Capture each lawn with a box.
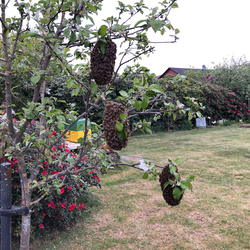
[30,125,250,250]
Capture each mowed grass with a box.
[30,125,250,250]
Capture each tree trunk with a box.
[20,214,31,250]
[18,157,31,250]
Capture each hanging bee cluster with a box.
[159,164,184,206]
[103,101,130,150]
[90,38,117,86]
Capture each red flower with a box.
[60,187,65,195]
[42,213,46,216]
[82,157,87,161]
[39,224,44,229]
[93,175,97,179]
[60,203,66,208]
[72,154,76,158]
[52,146,56,150]
[43,171,47,175]
[78,203,84,210]
[68,203,76,211]
[61,176,64,179]
[13,118,17,121]
[48,135,51,138]
[52,171,56,175]
[89,171,92,174]
[52,204,56,209]
[14,184,18,188]
[59,145,62,148]
[97,177,100,182]
[48,201,54,208]
[79,183,82,186]
[58,215,62,218]
[68,186,72,190]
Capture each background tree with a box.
[210,56,250,107]
[0,1,200,249]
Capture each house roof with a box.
[156,67,205,79]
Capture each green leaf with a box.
[180,180,193,191]
[70,32,76,43]
[57,121,64,130]
[142,95,149,111]
[186,175,195,182]
[135,100,142,111]
[142,74,148,87]
[175,28,180,35]
[100,42,106,54]
[57,188,61,195]
[66,157,74,164]
[174,157,181,164]
[152,7,158,15]
[19,31,42,39]
[134,19,147,28]
[149,84,163,93]
[142,172,148,179]
[26,113,34,120]
[63,28,70,37]
[42,97,50,104]
[172,187,183,200]
[115,121,124,132]
[133,77,141,85]
[173,112,176,120]
[174,172,179,181]
[31,75,41,84]
[169,179,175,185]
[169,164,176,174]
[172,2,178,8]
[117,128,127,141]
[120,113,127,123]
[119,90,128,97]
[163,181,169,190]
[150,19,162,33]
[90,83,97,94]
[98,25,107,37]
[146,90,156,97]
[87,3,96,12]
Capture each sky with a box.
[5,0,250,76]
[98,0,250,76]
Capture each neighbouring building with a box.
[156,66,206,79]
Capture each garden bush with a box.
[0,121,101,237]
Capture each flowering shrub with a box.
[201,80,250,122]
[0,121,102,236]
[3,153,101,236]
[158,74,250,125]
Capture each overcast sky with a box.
[5,0,250,76]
[99,0,250,76]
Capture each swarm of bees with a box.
[90,38,117,86]
[103,101,130,151]
[159,164,184,206]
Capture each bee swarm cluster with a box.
[90,38,117,86]
[159,164,183,206]
[103,101,130,151]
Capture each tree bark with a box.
[20,214,31,250]
[18,155,31,250]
